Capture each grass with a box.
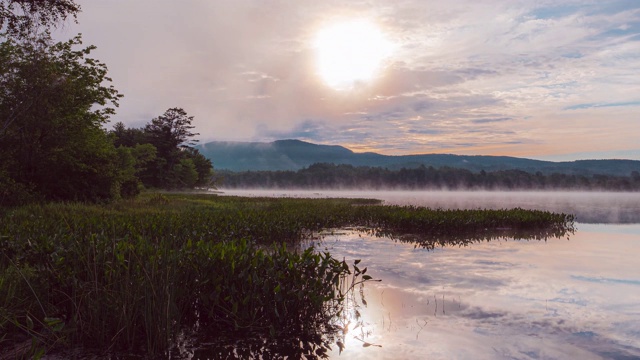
[0,193,575,358]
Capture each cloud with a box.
[257,119,330,142]
[459,307,508,320]
[62,0,640,159]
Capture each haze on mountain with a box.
[197,139,640,176]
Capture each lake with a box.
[220,190,640,360]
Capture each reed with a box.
[0,193,575,357]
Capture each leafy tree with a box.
[114,146,139,198]
[141,108,203,189]
[111,143,158,198]
[110,110,213,190]
[0,34,123,203]
[111,121,146,147]
[144,107,199,153]
[131,143,158,174]
[0,0,80,38]
[174,158,199,188]
[184,147,214,187]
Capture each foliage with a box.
[110,111,214,190]
[111,121,146,148]
[0,0,80,38]
[145,107,199,152]
[113,146,141,198]
[0,37,120,200]
[184,146,214,187]
[0,169,39,206]
[1,2,210,202]
[141,108,200,189]
[0,34,125,204]
[219,163,640,191]
[352,206,575,249]
[0,194,575,357]
[0,1,135,205]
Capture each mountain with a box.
[196,139,640,176]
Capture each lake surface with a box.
[220,190,640,359]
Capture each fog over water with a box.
[219,190,640,359]
[219,190,640,224]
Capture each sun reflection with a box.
[314,19,394,90]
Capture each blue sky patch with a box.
[572,275,640,286]
[564,101,640,110]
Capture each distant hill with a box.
[196,139,640,176]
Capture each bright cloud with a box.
[59,0,640,160]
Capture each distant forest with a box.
[219,163,640,191]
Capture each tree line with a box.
[110,110,213,196]
[0,0,213,206]
[219,163,640,191]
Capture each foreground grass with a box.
[0,193,575,358]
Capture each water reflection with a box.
[360,221,575,250]
[317,227,640,359]
[212,190,640,358]
[173,334,337,359]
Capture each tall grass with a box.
[0,193,574,357]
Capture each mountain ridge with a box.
[196,139,640,176]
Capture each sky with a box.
[56,0,640,161]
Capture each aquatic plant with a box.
[350,206,575,249]
[0,193,574,357]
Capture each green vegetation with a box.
[346,206,575,249]
[0,1,213,206]
[220,163,640,191]
[0,32,123,204]
[109,108,214,193]
[0,194,575,358]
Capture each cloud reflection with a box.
[318,225,640,359]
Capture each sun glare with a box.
[314,19,394,90]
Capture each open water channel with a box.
[220,190,640,360]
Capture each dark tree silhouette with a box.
[0,0,80,37]
[144,108,199,155]
[218,163,640,192]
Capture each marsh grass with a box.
[0,193,574,358]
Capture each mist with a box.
[218,189,640,224]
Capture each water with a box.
[220,190,640,359]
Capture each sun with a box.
[314,19,394,90]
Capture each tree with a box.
[0,34,123,203]
[113,143,158,198]
[1,0,80,38]
[174,158,199,188]
[114,146,139,198]
[109,118,214,190]
[111,121,146,147]
[144,107,199,153]
[184,147,214,187]
[142,108,202,189]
